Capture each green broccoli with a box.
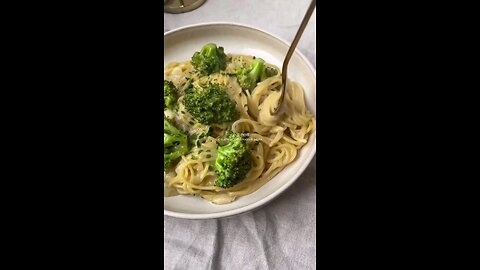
[184,84,239,125]
[264,66,278,79]
[164,117,189,172]
[164,80,178,110]
[191,43,228,75]
[214,132,252,188]
[236,58,278,91]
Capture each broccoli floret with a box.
[236,58,278,91]
[184,84,239,125]
[191,43,228,75]
[164,80,178,110]
[164,117,189,172]
[214,132,252,188]
[264,66,278,79]
[237,58,265,91]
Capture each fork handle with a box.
[275,0,316,113]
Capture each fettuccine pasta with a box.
[164,54,315,204]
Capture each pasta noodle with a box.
[164,54,315,205]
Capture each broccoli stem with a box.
[249,59,265,82]
[202,43,217,57]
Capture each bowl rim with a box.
[164,22,317,220]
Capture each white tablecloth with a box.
[164,1,316,269]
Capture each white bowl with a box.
[164,22,316,219]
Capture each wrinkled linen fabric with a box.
[164,156,316,270]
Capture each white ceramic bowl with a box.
[164,23,316,219]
